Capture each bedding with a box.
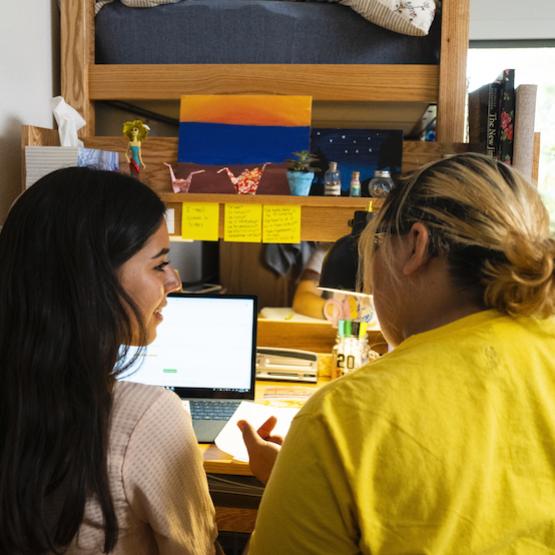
[95,0,441,65]
[95,0,437,36]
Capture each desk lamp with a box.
[318,211,374,295]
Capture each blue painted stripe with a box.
[178,122,310,164]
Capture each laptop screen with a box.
[119,293,257,400]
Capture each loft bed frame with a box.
[27,0,471,243]
[61,0,470,143]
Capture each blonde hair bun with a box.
[483,233,555,318]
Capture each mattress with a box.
[95,0,441,65]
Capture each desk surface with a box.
[199,379,326,475]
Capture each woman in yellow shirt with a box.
[240,153,555,553]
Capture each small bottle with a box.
[324,161,341,196]
[367,170,394,198]
[349,171,361,197]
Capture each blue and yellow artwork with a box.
[178,95,312,165]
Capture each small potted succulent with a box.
[286,150,319,196]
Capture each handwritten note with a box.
[224,203,262,242]
[262,205,301,244]
[181,202,219,241]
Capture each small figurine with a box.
[164,163,205,193]
[217,163,270,195]
[122,119,150,177]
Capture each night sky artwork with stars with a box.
[310,128,403,195]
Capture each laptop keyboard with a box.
[190,400,242,421]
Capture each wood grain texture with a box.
[214,508,258,533]
[89,64,439,102]
[436,0,470,143]
[83,136,472,194]
[257,320,338,353]
[165,196,371,242]
[61,0,95,135]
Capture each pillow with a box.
[339,0,437,36]
[95,0,182,14]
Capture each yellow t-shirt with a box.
[249,310,555,554]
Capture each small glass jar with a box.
[367,170,394,198]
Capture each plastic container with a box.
[367,170,394,198]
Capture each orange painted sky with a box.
[179,95,312,126]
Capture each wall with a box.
[470,0,555,41]
[0,0,59,224]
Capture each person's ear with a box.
[402,222,432,276]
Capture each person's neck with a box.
[403,299,484,340]
[400,259,485,341]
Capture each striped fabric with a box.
[339,0,436,36]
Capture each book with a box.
[468,81,501,158]
[496,69,516,164]
[513,84,538,180]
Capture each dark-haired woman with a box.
[240,153,555,553]
[0,168,217,554]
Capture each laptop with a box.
[119,292,257,442]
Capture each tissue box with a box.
[25,146,119,189]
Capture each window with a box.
[467,45,555,229]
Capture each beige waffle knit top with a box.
[66,381,217,554]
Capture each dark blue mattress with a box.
[95,0,440,65]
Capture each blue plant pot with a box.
[287,171,314,196]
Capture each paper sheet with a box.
[214,401,299,462]
[181,202,220,241]
[224,204,262,242]
[262,205,301,244]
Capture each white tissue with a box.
[51,96,85,147]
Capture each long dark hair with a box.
[0,167,166,554]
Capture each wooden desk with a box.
[198,379,325,532]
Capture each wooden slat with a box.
[215,507,258,534]
[83,136,472,193]
[89,64,439,102]
[201,445,252,476]
[60,0,95,135]
[436,0,469,143]
[163,195,371,242]
[257,320,338,353]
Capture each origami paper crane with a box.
[217,163,270,195]
[164,163,205,193]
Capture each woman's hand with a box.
[237,416,283,484]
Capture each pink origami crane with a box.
[164,163,205,193]
[217,163,270,195]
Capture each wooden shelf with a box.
[89,64,439,103]
[21,125,477,243]
[161,193,375,242]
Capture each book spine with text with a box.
[496,69,516,164]
[486,81,501,159]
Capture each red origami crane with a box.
[217,163,270,195]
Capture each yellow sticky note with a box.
[262,205,301,244]
[224,203,262,242]
[181,203,219,241]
